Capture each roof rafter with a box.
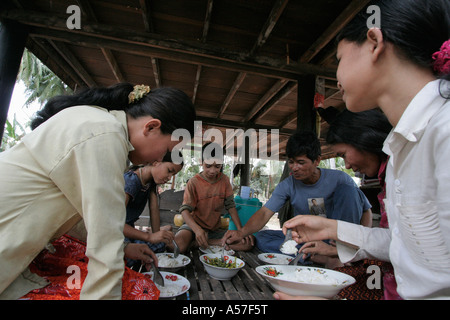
[299,0,371,63]
[77,0,125,83]
[219,0,290,119]
[193,0,214,104]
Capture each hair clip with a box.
[432,40,450,75]
[128,84,151,104]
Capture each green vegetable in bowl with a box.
[204,256,238,269]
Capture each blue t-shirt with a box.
[124,170,155,226]
[265,168,371,223]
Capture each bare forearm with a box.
[228,207,243,230]
[123,223,148,241]
[149,192,160,232]
[360,209,373,227]
[181,210,202,233]
[240,207,274,237]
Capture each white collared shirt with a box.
[337,80,450,299]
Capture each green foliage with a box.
[1,49,72,151]
[319,157,355,177]
[1,116,26,152]
[18,49,72,107]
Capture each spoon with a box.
[151,261,165,287]
[288,252,311,265]
[173,240,180,258]
[279,229,293,250]
[221,244,226,262]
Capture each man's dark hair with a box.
[286,130,321,161]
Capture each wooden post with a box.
[0,19,29,140]
[296,74,317,133]
[240,135,250,188]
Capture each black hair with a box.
[326,109,392,158]
[162,150,184,166]
[128,150,184,172]
[31,83,196,136]
[286,130,321,162]
[336,0,450,84]
[201,142,224,163]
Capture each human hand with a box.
[124,243,157,270]
[221,230,244,246]
[242,234,255,247]
[147,229,174,245]
[283,215,338,244]
[194,228,209,249]
[299,241,338,259]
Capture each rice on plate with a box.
[256,265,355,298]
[156,253,190,271]
[143,271,190,298]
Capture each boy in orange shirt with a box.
[175,142,254,253]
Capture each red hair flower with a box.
[432,39,450,75]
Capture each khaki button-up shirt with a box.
[0,106,134,299]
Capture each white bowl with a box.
[143,271,190,298]
[199,254,245,280]
[200,245,235,256]
[258,253,294,265]
[256,265,355,298]
[156,253,191,272]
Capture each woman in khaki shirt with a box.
[0,83,196,299]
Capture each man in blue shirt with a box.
[223,131,372,256]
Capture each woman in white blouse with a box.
[277,0,450,300]
[0,84,196,299]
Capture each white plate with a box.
[156,253,191,270]
[143,271,190,298]
[258,253,294,265]
[256,265,355,298]
[199,245,235,256]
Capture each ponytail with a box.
[31,83,196,136]
[31,83,133,129]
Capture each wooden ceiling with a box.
[1,0,370,160]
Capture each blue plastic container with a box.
[228,196,262,231]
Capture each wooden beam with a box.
[278,111,297,129]
[249,0,289,56]
[77,0,124,83]
[101,48,125,83]
[30,26,317,80]
[244,79,288,122]
[217,72,246,118]
[201,0,214,43]
[193,0,214,104]
[139,0,154,33]
[221,0,288,123]
[140,1,163,89]
[1,9,336,79]
[151,56,161,87]
[48,40,96,87]
[299,0,371,63]
[196,116,295,137]
[29,37,83,88]
[192,65,202,104]
[296,75,316,132]
[252,81,298,122]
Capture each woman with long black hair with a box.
[278,0,450,300]
[0,83,196,299]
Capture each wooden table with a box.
[167,247,275,300]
